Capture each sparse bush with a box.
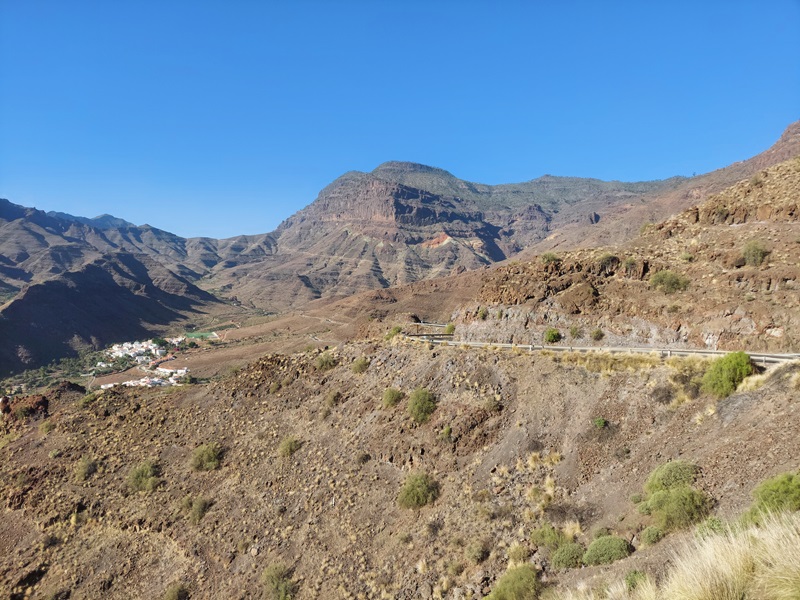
[625,570,647,591]
[382,387,403,408]
[590,328,604,341]
[385,326,402,340]
[696,516,726,539]
[541,252,561,264]
[13,405,34,420]
[189,497,211,525]
[551,542,584,569]
[325,389,342,407]
[127,460,160,493]
[191,442,223,471]
[645,460,699,494]
[268,382,281,394]
[598,253,619,271]
[439,424,453,442]
[278,436,301,457]
[543,328,562,344]
[530,522,567,553]
[408,387,436,424]
[466,540,488,565]
[641,526,664,546]
[485,564,540,600]
[351,357,370,374]
[507,542,529,564]
[583,536,631,565]
[163,583,190,600]
[75,457,97,482]
[397,472,439,509]
[569,325,583,340]
[701,351,753,398]
[592,417,608,429]
[743,240,769,266]
[444,323,455,334]
[261,563,297,600]
[650,269,690,294]
[680,252,695,262]
[39,420,55,435]
[315,352,336,371]
[477,306,489,320]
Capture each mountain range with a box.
[1,121,799,375]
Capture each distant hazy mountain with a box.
[46,211,138,230]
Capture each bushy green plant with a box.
[382,387,403,408]
[593,417,608,429]
[625,570,647,591]
[486,565,541,600]
[747,472,800,521]
[590,328,604,341]
[701,352,753,398]
[530,522,567,552]
[743,240,769,266]
[444,323,455,334]
[551,542,584,569]
[351,357,370,374]
[278,436,301,457]
[696,516,726,539]
[315,352,336,371]
[649,270,690,294]
[569,325,583,339]
[648,485,710,531]
[583,536,631,565]
[408,387,436,423]
[645,460,699,494]
[397,472,439,509]
[641,526,664,546]
[466,538,490,564]
[477,306,489,320]
[127,460,161,493]
[191,442,223,471]
[543,328,562,344]
[261,563,297,600]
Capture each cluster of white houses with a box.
[97,338,190,389]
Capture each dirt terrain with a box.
[2,339,798,598]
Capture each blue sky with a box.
[1,1,798,238]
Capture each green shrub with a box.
[163,583,190,600]
[598,253,619,271]
[530,522,567,552]
[444,323,455,334]
[592,417,608,429]
[325,389,342,407]
[590,328,604,341]
[397,472,440,509]
[645,460,699,494]
[408,387,436,424]
[743,240,769,266]
[191,442,223,471]
[278,436,301,457]
[543,328,562,344]
[640,526,664,546]
[75,457,98,482]
[127,460,161,493]
[701,352,753,398]
[39,420,55,435]
[625,570,647,591]
[261,563,297,600]
[649,270,690,294]
[551,542,584,569]
[583,536,631,565]
[541,252,561,264]
[315,352,336,371]
[748,472,800,521]
[189,497,211,525]
[385,326,402,340]
[695,516,726,538]
[477,307,489,320]
[466,538,490,564]
[351,357,370,374]
[486,565,541,600]
[648,485,710,531]
[382,388,403,408]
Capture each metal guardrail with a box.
[400,330,800,365]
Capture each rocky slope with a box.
[2,339,798,598]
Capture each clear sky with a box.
[1,1,798,238]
